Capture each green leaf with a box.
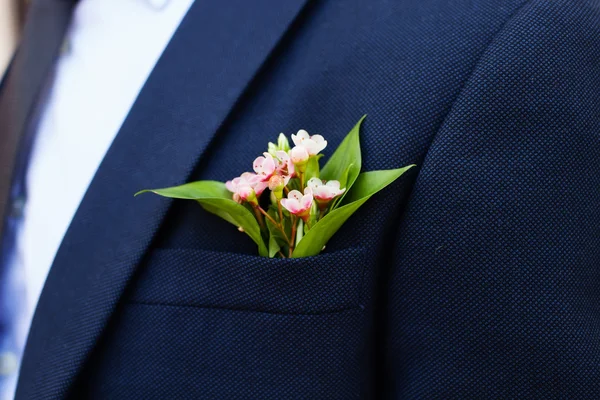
[268,235,281,258]
[342,165,415,204]
[200,202,240,227]
[337,163,354,190]
[329,163,354,211]
[291,164,415,258]
[266,207,290,258]
[305,154,323,181]
[136,181,268,257]
[305,203,319,231]
[320,115,365,194]
[135,180,229,199]
[286,177,302,192]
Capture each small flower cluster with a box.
[139,115,415,258]
[225,130,345,257]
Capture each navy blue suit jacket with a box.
[13,0,600,398]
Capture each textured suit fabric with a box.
[389,1,600,397]
[12,0,600,399]
[15,1,311,398]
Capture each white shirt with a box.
[5,0,194,398]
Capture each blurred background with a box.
[0,0,23,75]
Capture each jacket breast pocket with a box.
[80,248,370,399]
[128,247,368,314]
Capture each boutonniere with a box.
[137,116,414,258]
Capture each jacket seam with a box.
[127,299,364,317]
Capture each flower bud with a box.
[277,133,291,152]
[268,133,291,156]
[238,185,258,206]
[268,174,285,200]
[267,142,278,156]
[268,174,284,191]
[290,145,309,173]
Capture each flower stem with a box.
[258,206,278,226]
[257,206,291,245]
[289,216,297,257]
[252,206,265,229]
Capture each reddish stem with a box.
[289,216,298,257]
[257,206,291,245]
[252,206,265,229]
[258,206,277,225]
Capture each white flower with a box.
[280,187,313,219]
[291,129,327,156]
[307,178,346,204]
[290,145,309,165]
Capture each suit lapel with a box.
[15,1,310,398]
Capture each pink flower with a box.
[253,153,277,179]
[307,178,346,203]
[225,172,263,203]
[225,172,253,193]
[253,180,269,197]
[251,152,279,195]
[280,187,313,220]
[291,129,327,156]
[275,150,296,184]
